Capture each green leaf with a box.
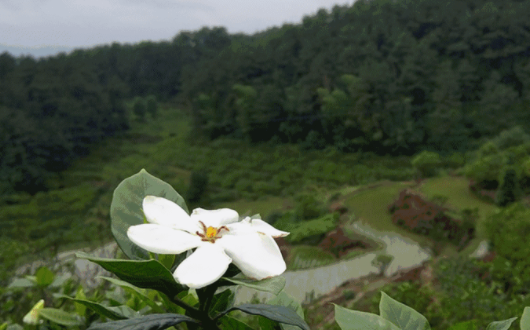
[35,266,55,287]
[333,304,400,330]
[98,276,166,313]
[448,320,478,330]
[86,313,198,330]
[218,315,254,329]
[379,291,431,330]
[0,323,7,330]
[39,308,83,326]
[219,304,309,330]
[75,286,87,316]
[76,252,185,296]
[485,317,518,330]
[50,274,71,288]
[7,278,35,289]
[158,254,176,270]
[221,275,286,295]
[57,294,131,320]
[110,169,189,260]
[267,291,305,330]
[521,307,530,330]
[259,316,280,330]
[208,288,235,317]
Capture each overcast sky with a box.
[1,0,355,58]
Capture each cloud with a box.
[0,0,355,52]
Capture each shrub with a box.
[464,153,505,188]
[490,126,530,150]
[495,165,522,207]
[482,202,530,297]
[411,151,441,178]
[294,193,326,221]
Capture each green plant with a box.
[411,151,441,178]
[496,165,522,207]
[132,97,146,121]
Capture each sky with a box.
[0,0,355,58]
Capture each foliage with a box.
[490,126,530,150]
[495,165,522,207]
[284,213,338,245]
[482,203,530,299]
[411,151,441,178]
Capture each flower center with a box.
[196,221,229,243]
[206,226,217,239]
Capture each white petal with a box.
[143,196,200,233]
[174,243,232,289]
[217,232,286,280]
[127,224,202,254]
[191,208,239,228]
[249,219,290,238]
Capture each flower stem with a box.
[169,294,222,330]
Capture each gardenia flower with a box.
[23,299,44,325]
[127,196,289,289]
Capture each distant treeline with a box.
[0,53,129,194]
[2,0,530,194]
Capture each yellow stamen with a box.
[206,226,218,239]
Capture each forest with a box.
[2,0,530,329]
[1,0,530,196]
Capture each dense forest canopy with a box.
[1,0,530,195]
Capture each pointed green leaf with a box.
[39,308,83,326]
[35,266,55,287]
[267,291,305,330]
[221,275,286,295]
[208,288,235,317]
[76,252,184,296]
[158,254,176,270]
[7,278,35,289]
[220,304,309,330]
[521,307,530,330]
[379,291,431,330]
[57,295,131,320]
[333,304,400,330]
[75,287,87,316]
[448,320,478,330]
[486,317,518,330]
[86,313,198,330]
[110,169,188,260]
[98,276,165,313]
[0,323,7,330]
[218,315,254,329]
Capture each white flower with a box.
[127,196,289,289]
[23,299,44,325]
